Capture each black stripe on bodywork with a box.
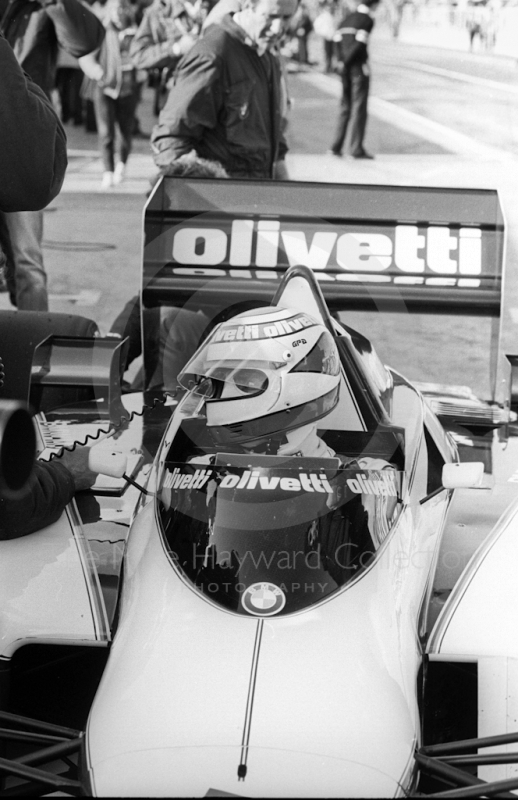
[238,619,264,780]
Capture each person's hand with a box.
[171,32,196,57]
[91,63,104,82]
[57,446,98,491]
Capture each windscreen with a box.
[157,453,403,616]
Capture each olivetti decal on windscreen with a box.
[158,461,404,615]
[162,466,400,497]
[163,216,497,289]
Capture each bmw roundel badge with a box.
[241,582,286,616]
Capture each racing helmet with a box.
[178,306,341,445]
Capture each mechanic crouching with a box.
[0,39,98,539]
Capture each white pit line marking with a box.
[299,71,511,160]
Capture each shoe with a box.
[113,162,126,185]
[351,151,375,160]
[327,149,342,157]
[101,171,114,189]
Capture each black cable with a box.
[40,393,173,463]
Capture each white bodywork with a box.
[85,379,452,796]
[0,502,109,660]
[428,483,518,784]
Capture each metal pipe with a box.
[0,711,80,739]
[415,753,517,799]
[439,753,518,766]
[0,756,81,790]
[416,752,487,787]
[15,737,82,766]
[0,729,66,745]
[421,732,518,756]
[428,776,518,798]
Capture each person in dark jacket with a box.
[0,0,104,310]
[0,447,97,539]
[0,33,67,213]
[328,0,379,159]
[0,30,68,300]
[129,0,198,72]
[0,44,98,538]
[151,0,297,180]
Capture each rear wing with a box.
[142,177,506,400]
[144,177,504,314]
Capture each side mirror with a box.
[442,461,484,489]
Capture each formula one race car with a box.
[1,177,518,797]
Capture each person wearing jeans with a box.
[93,83,138,185]
[79,0,139,188]
[4,211,47,311]
[0,0,104,310]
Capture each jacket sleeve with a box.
[0,460,75,540]
[130,9,179,70]
[42,0,105,58]
[151,48,223,167]
[0,34,67,212]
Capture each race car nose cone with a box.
[89,746,404,797]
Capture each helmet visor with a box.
[178,334,291,396]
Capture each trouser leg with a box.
[0,212,16,306]
[93,89,116,172]
[70,69,84,124]
[347,68,370,156]
[132,81,143,133]
[323,39,334,72]
[4,209,47,311]
[329,71,351,155]
[55,67,70,122]
[115,92,138,165]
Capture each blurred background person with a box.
[130,0,202,117]
[201,0,293,139]
[79,0,141,188]
[0,0,104,311]
[288,0,313,67]
[55,46,85,125]
[328,0,379,159]
[151,0,297,180]
[312,0,337,73]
